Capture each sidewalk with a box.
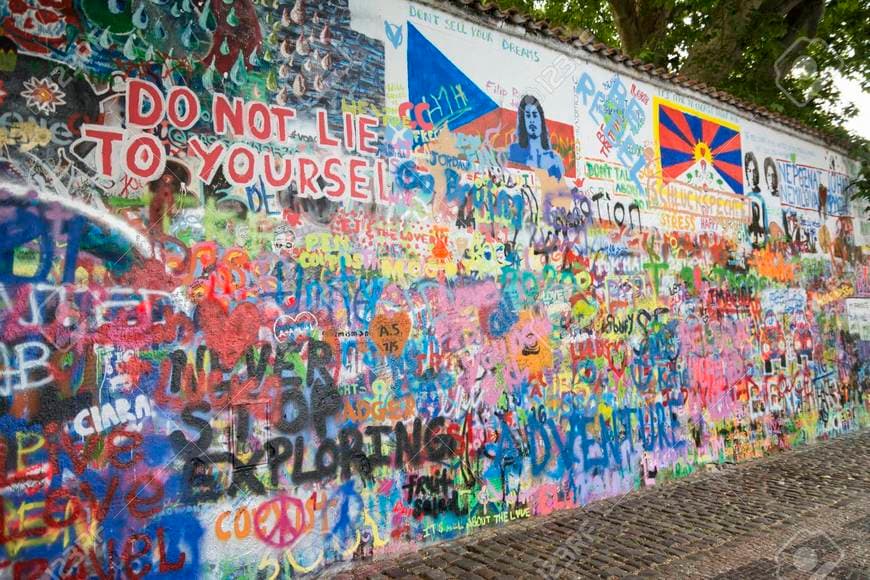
[336,430,870,579]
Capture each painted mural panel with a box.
[0,0,867,577]
[573,65,652,236]
[742,125,857,261]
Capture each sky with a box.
[831,71,870,141]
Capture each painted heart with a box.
[369,312,411,357]
[198,299,261,367]
[273,311,318,343]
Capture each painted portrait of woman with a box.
[744,152,760,194]
[763,156,779,197]
[508,95,564,179]
[148,159,191,236]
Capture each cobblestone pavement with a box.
[330,430,870,579]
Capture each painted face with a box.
[272,230,296,253]
[745,160,758,185]
[524,105,541,139]
[155,173,180,199]
[495,244,507,264]
[766,164,776,189]
[235,224,249,245]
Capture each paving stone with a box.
[360,431,870,579]
[472,569,503,580]
[417,569,453,580]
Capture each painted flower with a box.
[0,80,6,108]
[21,76,67,114]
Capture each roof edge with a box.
[436,0,855,153]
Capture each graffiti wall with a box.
[0,0,867,576]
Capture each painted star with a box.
[21,76,67,115]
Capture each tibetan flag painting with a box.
[654,97,743,195]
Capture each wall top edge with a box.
[418,0,856,157]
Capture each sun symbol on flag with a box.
[693,142,713,164]
[21,77,67,115]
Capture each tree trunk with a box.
[605,0,826,90]
[677,0,766,87]
[608,0,674,60]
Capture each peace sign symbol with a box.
[254,495,307,548]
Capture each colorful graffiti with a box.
[0,0,868,577]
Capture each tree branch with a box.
[608,0,677,59]
[609,0,644,55]
[678,0,767,87]
[761,0,826,87]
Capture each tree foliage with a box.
[490,0,870,208]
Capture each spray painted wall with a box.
[0,0,868,576]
